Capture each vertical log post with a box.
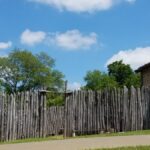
[64,80,68,138]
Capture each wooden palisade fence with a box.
[0,86,150,141]
[0,91,64,142]
[64,86,150,137]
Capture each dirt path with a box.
[0,135,150,150]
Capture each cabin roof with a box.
[136,62,150,72]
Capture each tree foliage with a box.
[84,70,118,90]
[46,92,64,107]
[0,50,64,93]
[83,61,141,90]
[108,60,141,88]
[125,73,141,88]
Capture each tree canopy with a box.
[108,60,141,88]
[83,61,141,91]
[0,50,64,93]
[84,70,118,90]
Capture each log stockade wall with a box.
[0,86,150,141]
[0,91,64,142]
[46,106,64,136]
[64,86,150,137]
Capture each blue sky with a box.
[0,0,150,89]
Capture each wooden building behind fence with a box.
[136,62,150,86]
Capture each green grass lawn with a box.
[0,135,63,145]
[90,146,150,150]
[78,130,150,139]
[0,130,150,145]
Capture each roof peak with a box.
[136,62,150,72]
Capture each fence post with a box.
[64,80,68,138]
[39,88,47,138]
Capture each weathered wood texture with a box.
[0,91,64,142]
[64,87,150,137]
[46,106,64,136]
[1,86,150,141]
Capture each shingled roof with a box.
[136,62,150,72]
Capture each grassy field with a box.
[0,135,63,145]
[90,146,150,150]
[78,130,150,138]
[0,130,150,145]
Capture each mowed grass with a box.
[0,135,63,145]
[90,146,150,150]
[77,130,150,139]
[0,130,150,145]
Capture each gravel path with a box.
[0,135,150,150]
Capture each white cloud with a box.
[106,47,150,70]
[20,29,97,50]
[21,29,46,46]
[68,82,81,91]
[51,30,97,50]
[30,0,136,13]
[0,41,12,50]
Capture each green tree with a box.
[0,49,64,93]
[46,92,64,107]
[125,73,141,88]
[84,70,118,91]
[108,60,141,87]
